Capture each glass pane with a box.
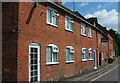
[65,17,69,29]
[82,53,84,59]
[53,15,58,26]
[46,46,52,63]
[70,53,74,61]
[31,77,34,82]
[31,48,37,53]
[53,52,58,62]
[81,27,83,34]
[47,8,52,23]
[66,48,70,61]
[33,54,37,58]
[70,23,73,31]
[31,65,37,70]
[34,77,37,81]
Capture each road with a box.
[92,65,120,82]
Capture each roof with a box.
[44,1,108,37]
[87,18,108,36]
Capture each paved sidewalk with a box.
[61,58,119,82]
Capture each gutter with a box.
[47,0,108,38]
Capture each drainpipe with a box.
[95,22,98,69]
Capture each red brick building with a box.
[2,1,113,82]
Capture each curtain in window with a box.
[70,53,74,61]
[66,48,70,61]
[53,52,58,62]
[53,15,58,26]
[89,50,93,59]
[69,23,73,31]
[46,46,52,63]
[83,25,86,34]
[65,17,69,29]
[81,26,83,34]
[47,8,52,23]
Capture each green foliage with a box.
[109,29,120,57]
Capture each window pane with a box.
[46,46,52,63]
[70,23,73,31]
[66,48,70,61]
[53,52,58,62]
[47,8,52,23]
[85,50,87,59]
[82,53,84,59]
[70,53,74,61]
[65,17,69,29]
[52,15,58,26]
[83,26,86,34]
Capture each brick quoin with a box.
[2,1,113,82]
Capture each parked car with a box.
[108,58,114,63]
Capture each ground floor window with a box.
[89,48,93,60]
[46,44,59,64]
[82,48,87,61]
[66,46,74,62]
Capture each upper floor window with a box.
[99,36,101,44]
[46,44,59,65]
[88,27,92,38]
[81,23,86,36]
[82,48,87,61]
[65,16,74,32]
[47,7,59,27]
[66,46,74,63]
[89,48,93,60]
[102,52,104,60]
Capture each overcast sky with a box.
[62,2,119,33]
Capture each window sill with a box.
[46,62,59,65]
[88,36,92,38]
[82,59,87,62]
[46,22,58,28]
[66,61,75,63]
[65,28,73,33]
[81,34,86,37]
[89,59,93,61]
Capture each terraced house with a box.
[2,1,113,82]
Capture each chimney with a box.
[54,0,62,5]
[57,0,62,5]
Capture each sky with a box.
[62,1,119,33]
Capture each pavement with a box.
[61,58,119,82]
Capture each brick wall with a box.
[2,2,108,82]
[17,2,98,81]
[2,2,19,81]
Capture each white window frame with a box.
[46,7,59,27]
[88,27,92,38]
[82,48,87,61]
[89,48,93,60]
[66,46,75,63]
[102,52,104,60]
[46,44,59,65]
[81,23,86,36]
[65,16,74,32]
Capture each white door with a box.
[29,43,40,82]
[94,50,97,69]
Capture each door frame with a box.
[99,52,101,66]
[29,43,40,82]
